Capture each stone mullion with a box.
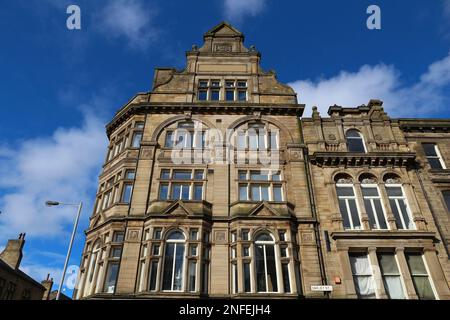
[395,248,418,299]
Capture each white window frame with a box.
[162,233,186,292]
[423,143,446,169]
[385,184,415,230]
[336,183,363,230]
[361,184,389,230]
[254,234,280,293]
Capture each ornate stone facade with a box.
[74,22,450,300]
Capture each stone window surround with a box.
[157,168,207,201]
[136,225,211,295]
[105,118,145,163]
[196,78,248,102]
[229,226,297,296]
[338,246,440,300]
[329,172,427,231]
[76,229,125,299]
[94,167,137,214]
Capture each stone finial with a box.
[312,106,320,118]
[249,45,256,52]
[368,99,383,107]
[41,274,54,300]
[191,44,198,51]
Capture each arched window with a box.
[162,230,186,291]
[346,129,366,153]
[359,174,388,230]
[335,174,361,230]
[254,232,278,293]
[164,121,207,149]
[84,240,101,296]
[235,122,279,151]
[383,174,415,230]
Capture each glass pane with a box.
[383,276,405,299]
[173,170,191,180]
[238,90,246,101]
[242,229,249,240]
[211,90,220,101]
[121,184,133,203]
[159,184,169,200]
[167,231,185,240]
[406,254,427,274]
[173,244,184,290]
[364,199,377,229]
[251,185,261,201]
[160,169,170,179]
[194,170,204,180]
[225,81,234,88]
[272,172,281,181]
[248,132,258,150]
[135,122,144,129]
[361,187,378,197]
[280,246,287,257]
[198,90,207,100]
[188,261,196,292]
[255,233,272,241]
[244,263,251,292]
[236,132,246,149]
[422,143,438,156]
[132,133,142,148]
[266,245,278,292]
[336,186,355,197]
[389,199,403,229]
[443,191,450,212]
[181,184,190,200]
[152,245,160,255]
[347,138,365,153]
[282,264,290,293]
[428,158,443,169]
[194,184,203,200]
[374,199,388,229]
[348,199,361,229]
[255,244,266,292]
[199,81,208,88]
[386,187,403,197]
[165,132,173,148]
[270,132,278,150]
[103,262,119,293]
[378,254,399,275]
[148,261,158,291]
[238,171,247,180]
[250,171,269,180]
[398,200,412,229]
[261,185,270,201]
[110,247,122,258]
[211,81,220,87]
[113,232,124,243]
[162,243,174,290]
[273,185,283,201]
[243,245,250,256]
[190,229,198,240]
[226,90,234,101]
[346,130,361,138]
[339,199,351,229]
[237,81,247,88]
[411,276,435,300]
[125,170,135,180]
[190,245,197,256]
[171,184,181,200]
[239,185,248,201]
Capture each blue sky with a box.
[1,0,450,297]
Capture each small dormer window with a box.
[197,79,247,101]
[346,129,366,153]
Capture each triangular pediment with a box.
[161,200,194,216]
[204,21,243,38]
[248,202,280,217]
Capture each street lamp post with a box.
[45,200,83,300]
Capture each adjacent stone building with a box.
[74,22,450,300]
[0,234,47,300]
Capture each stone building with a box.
[0,234,48,300]
[74,22,450,300]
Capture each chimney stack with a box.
[0,233,26,270]
[41,273,54,300]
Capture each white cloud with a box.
[0,111,107,241]
[289,51,450,117]
[223,0,266,23]
[97,0,159,49]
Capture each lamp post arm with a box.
[56,202,82,300]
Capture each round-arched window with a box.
[346,129,366,153]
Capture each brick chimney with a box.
[0,233,26,270]
[41,273,54,300]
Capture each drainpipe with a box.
[297,117,329,298]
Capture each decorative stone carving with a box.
[328,134,336,141]
[214,43,232,53]
[336,177,353,184]
[374,134,383,141]
[214,230,227,244]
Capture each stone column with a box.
[395,247,418,299]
